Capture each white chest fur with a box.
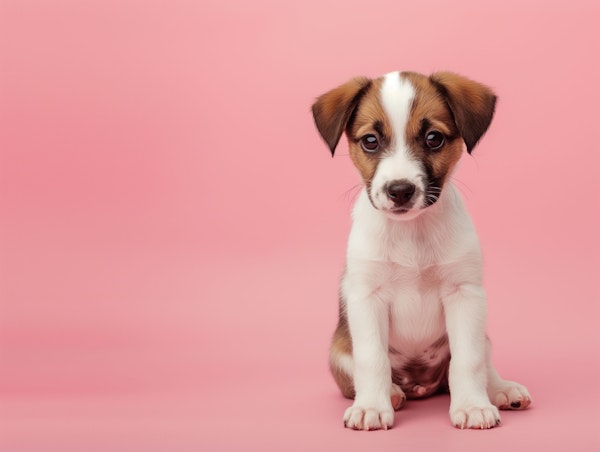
[342,185,483,351]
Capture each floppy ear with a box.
[311,77,371,155]
[430,72,497,154]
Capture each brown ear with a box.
[430,72,497,154]
[312,77,371,155]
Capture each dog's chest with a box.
[384,263,446,345]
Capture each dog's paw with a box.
[449,403,501,429]
[343,403,394,431]
[390,383,407,411]
[489,380,532,410]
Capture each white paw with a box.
[489,380,532,410]
[450,403,501,429]
[343,403,394,430]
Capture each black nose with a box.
[386,181,416,205]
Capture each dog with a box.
[312,71,531,430]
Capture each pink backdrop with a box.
[1,0,599,450]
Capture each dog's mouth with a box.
[383,205,426,221]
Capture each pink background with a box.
[1,0,599,450]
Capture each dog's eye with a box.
[425,131,445,150]
[360,134,380,153]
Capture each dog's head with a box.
[312,71,496,220]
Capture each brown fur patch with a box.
[429,71,497,153]
[402,72,464,188]
[345,78,387,188]
[329,301,355,399]
[392,354,450,399]
[312,77,371,155]
[391,332,451,399]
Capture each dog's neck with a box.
[349,182,477,267]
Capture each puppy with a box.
[312,71,531,430]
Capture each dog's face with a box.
[312,71,496,220]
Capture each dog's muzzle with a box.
[386,180,416,207]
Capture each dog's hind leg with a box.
[485,340,532,410]
[389,383,407,410]
[329,318,356,400]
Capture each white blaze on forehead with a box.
[380,72,416,149]
[370,72,425,212]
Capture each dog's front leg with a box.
[443,284,501,429]
[343,277,394,430]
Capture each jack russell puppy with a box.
[312,71,531,430]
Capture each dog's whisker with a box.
[450,177,473,198]
[340,183,363,208]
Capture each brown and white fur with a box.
[312,71,531,430]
